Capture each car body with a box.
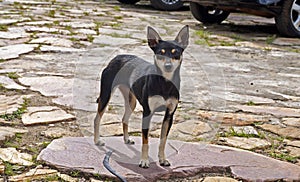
[117,0,184,11]
[183,0,300,37]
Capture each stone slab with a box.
[219,137,271,150]
[93,35,140,46]
[0,126,28,143]
[0,147,33,166]
[235,105,300,118]
[22,106,75,125]
[0,44,38,60]
[0,95,28,115]
[29,37,73,47]
[18,76,73,106]
[38,137,300,182]
[0,75,26,90]
[258,124,300,139]
[8,167,57,182]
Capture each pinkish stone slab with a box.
[38,137,300,181]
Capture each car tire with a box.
[275,0,300,37]
[190,2,230,24]
[117,0,140,4]
[150,0,183,11]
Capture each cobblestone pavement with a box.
[0,0,300,181]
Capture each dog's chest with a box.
[148,95,178,114]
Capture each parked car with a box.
[183,0,300,37]
[117,0,184,11]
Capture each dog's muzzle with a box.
[164,61,172,72]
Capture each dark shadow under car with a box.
[183,0,300,37]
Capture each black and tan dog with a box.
[94,25,189,168]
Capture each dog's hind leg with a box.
[94,74,113,146]
[119,85,136,145]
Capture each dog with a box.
[94,25,189,168]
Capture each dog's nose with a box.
[164,62,172,71]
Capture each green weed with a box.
[87,34,94,42]
[48,10,55,18]
[0,25,8,31]
[0,97,30,121]
[266,34,276,44]
[113,5,121,11]
[7,72,20,79]
[246,101,256,106]
[225,127,258,138]
[269,152,298,163]
[4,162,15,176]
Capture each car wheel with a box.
[150,0,183,11]
[275,0,300,37]
[117,0,140,4]
[190,2,230,24]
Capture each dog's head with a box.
[147,25,189,80]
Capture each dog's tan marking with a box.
[161,49,165,54]
[148,95,165,113]
[140,132,149,168]
[171,49,176,54]
[94,104,105,146]
[166,98,178,114]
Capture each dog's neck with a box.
[154,63,181,90]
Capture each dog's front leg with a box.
[158,110,174,166]
[159,98,177,166]
[139,112,152,168]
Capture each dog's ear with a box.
[147,26,162,50]
[175,25,189,49]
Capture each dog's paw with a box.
[124,138,135,145]
[95,139,105,146]
[139,159,150,168]
[159,159,171,166]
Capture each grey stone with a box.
[0,126,28,142]
[38,137,300,181]
[0,19,19,25]
[0,44,38,60]
[232,126,259,136]
[220,137,271,150]
[19,76,73,106]
[25,27,70,34]
[0,95,29,115]
[29,37,73,47]
[258,124,300,139]
[75,29,97,35]
[22,106,75,125]
[8,167,57,182]
[197,110,270,126]
[41,127,73,138]
[0,147,33,166]
[203,177,238,182]
[0,75,26,90]
[282,118,300,127]
[93,35,140,46]
[235,105,300,118]
[273,38,300,46]
[0,27,29,39]
[59,22,96,29]
[40,45,84,52]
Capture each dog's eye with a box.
[171,49,176,54]
[160,49,165,54]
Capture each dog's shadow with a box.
[96,138,171,181]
